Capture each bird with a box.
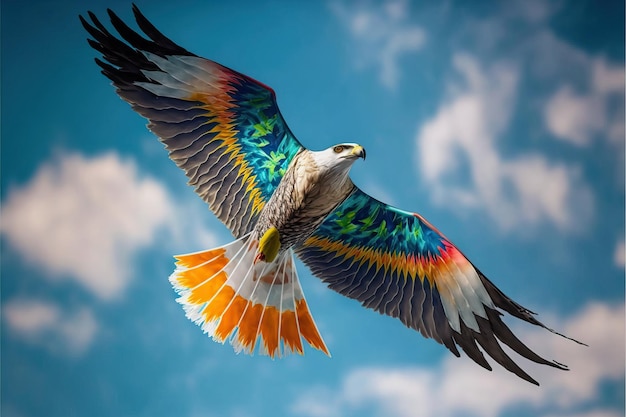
[81,5,582,385]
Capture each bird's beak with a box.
[351,145,366,160]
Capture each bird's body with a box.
[253,146,360,255]
[81,6,582,385]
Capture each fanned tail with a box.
[169,233,329,357]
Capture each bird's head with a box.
[312,143,366,174]
[333,143,366,161]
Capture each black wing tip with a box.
[477,269,587,346]
[80,5,193,89]
[552,360,569,369]
[447,304,581,385]
[131,3,156,32]
[81,5,191,56]
[132,3,147,21]
[545,326,588,347]
[79,12,100,38]
[106,8,122,26]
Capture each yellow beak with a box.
[351,145,366,160]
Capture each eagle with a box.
[81,5,581,385]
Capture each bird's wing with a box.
[81,6,303,237]
[296,187,572,385]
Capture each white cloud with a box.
[545,58,625,147]
[3,299,98,356]
[331,0,425,89]
[291,301,625,417]
[592,59,626,95]
[545,86,606,146]
[1,153,172,299]
[614,238,625,269]
[1,152,218,300]
[502,156,592,230]
[416,53,593,232]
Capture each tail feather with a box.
[169,234,329,357]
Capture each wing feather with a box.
[82,6,303,237]
[297,187,570,384]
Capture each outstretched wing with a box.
[296,187,572,385]
[81,6,303,237]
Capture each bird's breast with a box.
[254,151,354,250]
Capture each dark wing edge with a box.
[297,187,584,385]
[80,5,304,238]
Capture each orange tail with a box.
[169,234,329,357]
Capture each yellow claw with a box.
[258,226,281,263]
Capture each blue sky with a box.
[1,1,624,416]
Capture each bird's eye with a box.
[333,146,344,153]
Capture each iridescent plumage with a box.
[82,6,581,385]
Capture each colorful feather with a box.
[80,6,302,238]
[170,235,328,357]
[297,188,573,384]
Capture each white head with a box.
[311,143,366,177]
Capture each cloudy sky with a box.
[1,1,624,416]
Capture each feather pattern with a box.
[170,234,328,357]
[297,188,572,385]
[80,6,303,238]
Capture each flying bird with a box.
[81,5,582,385]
